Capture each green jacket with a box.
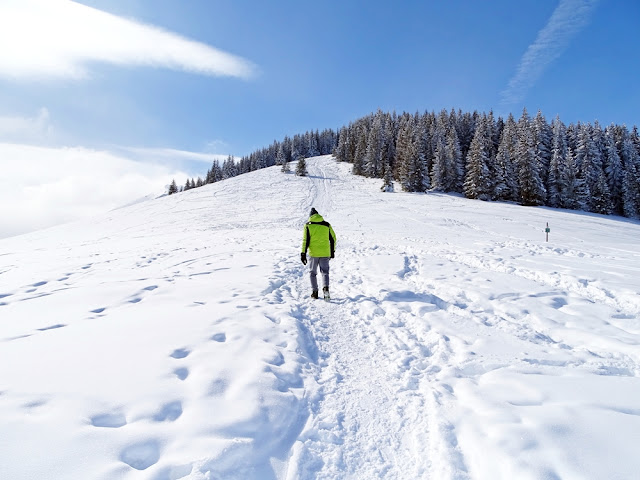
[302,213,337,258]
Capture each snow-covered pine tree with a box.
[516,109,546,206]
[352,124,368,176]
[364,111,384,178]
[281,159,291,173]
[417,112,434,184]
[454,109,475,167]
[631,126,640,156]
[275,143,287,168]
[493,113,519,202]
[619,128,640,218]
[560,147,585,210]
[396,114,420,191]
[168,179,178,195]
[533,110,552,192]
[222,156,237,179]
[576,123,612,214]
[381,116,396,179]
[430,125,447,191]
[415,112,431,191]
[296,157,308,176]
[464,114,493,200]
[603,126,625,215]
[306,131,320,157]
[547,116,567,208]
[333,126,350,162]
[381,155,395,192]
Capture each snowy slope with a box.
[1,155,640,480]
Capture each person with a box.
[301,208,337,299]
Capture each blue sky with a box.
[1,0,638,237]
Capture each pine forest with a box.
[174,108,640,220]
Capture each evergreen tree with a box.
[430,126,447,191]
[222,156,237,179]
[352,125,368,176]
[533,110,552,193]
[547,116,567,208]
[276,143,287,167]
[577,123,612,214]
[603,126,624,215]
[494,113,519,201]
[396,115,427,192]
[560,147,586,210]
[619,130,640,217]
[364,111,384,177]
[516,109,546,206]
[464,115,493,200]
[333,126,350,162]
[381,156,395,192]
[168,179,178,195]
[296,157,308,176]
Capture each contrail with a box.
[499,0,599,108]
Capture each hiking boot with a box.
[323,286,330,300]
[311,290,319,299]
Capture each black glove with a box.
[301,252,307,265]
[331,251,335,259]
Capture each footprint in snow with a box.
[173,367,189,381]
[265,351,285,366]
[119,440,161,470]
[210,332,226,342]
[170,348,191,359]
[152,401,183,422]
[209,378,228,397]
[90,412,127,428]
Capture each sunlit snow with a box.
[1,155,639,479]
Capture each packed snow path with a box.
[1,155,639,479]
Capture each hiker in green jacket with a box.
[301,208,337,300]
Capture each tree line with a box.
[168,108,640,219]
[167,130,336,194]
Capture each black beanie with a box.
[310,208,318,216]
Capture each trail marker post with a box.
[545,222,550,242]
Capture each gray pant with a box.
[309,257,330,291]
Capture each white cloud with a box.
[0,108,54,143]
[500,0,599,107]
[0,142,189,238]
[0,0,256,80]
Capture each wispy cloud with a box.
[0,0,256,80]
[122,147,231,165]
[0,108,54,143]
[500,0,599,107]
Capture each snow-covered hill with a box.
[1,155,640,480]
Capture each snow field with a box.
[1,155,639,479]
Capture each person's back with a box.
[301,208,336,300]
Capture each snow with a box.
[1,155,640,479]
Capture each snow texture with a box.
[1,155,639,479]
